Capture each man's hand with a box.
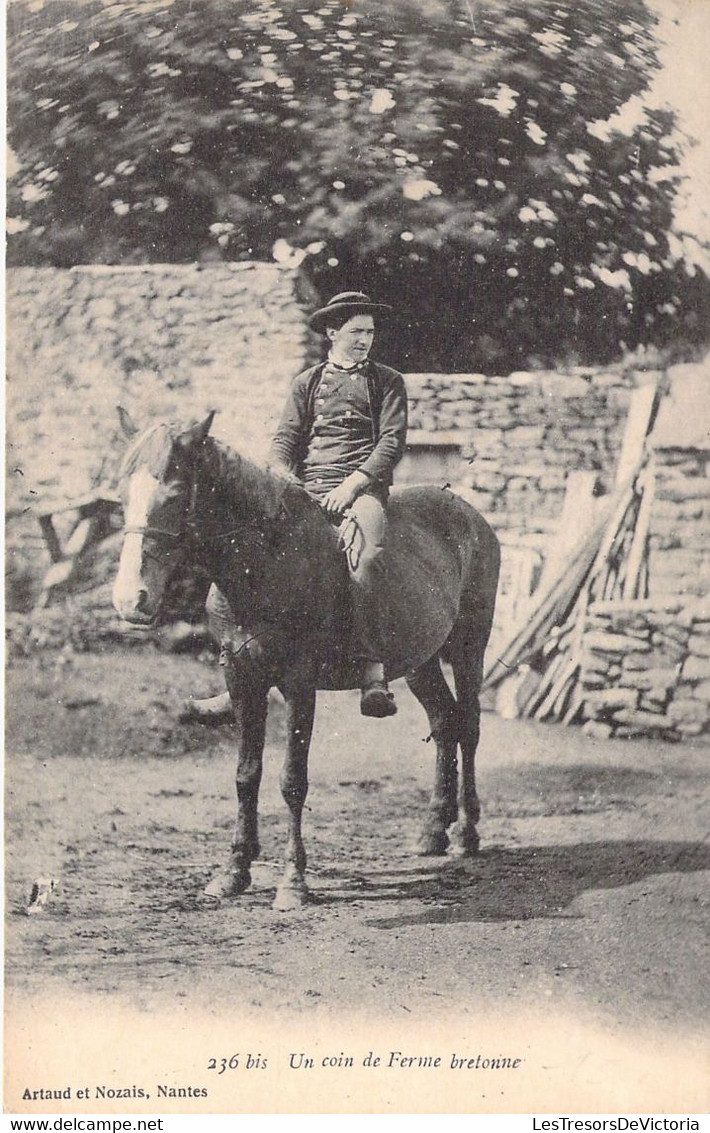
[322,471,370,518]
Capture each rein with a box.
[123,523,244,542]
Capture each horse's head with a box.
[112,409,215,624]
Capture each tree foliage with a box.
[7,0,709,370]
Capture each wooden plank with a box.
[624,458,656,599]
[602,565,619,601]
[585,483,636,586]
[484,485,632,688]
[538,471,602,593]
[37,514,63,563]
[37,492,121,520]
[524,653,567,716]
[552,665,579,719]
[561,684,585,726]
[614,380,661,488]
[533,657,576,720]
[486,382,660,693]
[495,667,542,720]
[485,511,607,683]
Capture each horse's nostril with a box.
[136,588,150,613]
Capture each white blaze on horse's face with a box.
[113,468,177,623]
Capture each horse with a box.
[112,411,500,910]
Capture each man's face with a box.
[326,314,375,365]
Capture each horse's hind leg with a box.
[407,655,459,855]
[448,636,487,856]
[273,680,316,911]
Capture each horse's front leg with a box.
[204,664,269,898]
[272,680,316,911]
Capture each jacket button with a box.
[316,413,323,421]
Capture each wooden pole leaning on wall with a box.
[483,378,662,702]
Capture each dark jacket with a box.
[268,360,408,490]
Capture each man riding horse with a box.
[187,290,408,722]
[113,331,499,900]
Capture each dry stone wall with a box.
[581,599,709,742]
[648,449,710,601]
[7,262,318,504]
[575,364,710,742]
[6,263,319,605]
[406,370,637,533]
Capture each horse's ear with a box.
[177,410,216,451]
[117,405,139,439]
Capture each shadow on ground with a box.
[300,839,710,926]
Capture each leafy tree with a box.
[7,0,709,370]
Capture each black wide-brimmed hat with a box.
[308,291,393,333]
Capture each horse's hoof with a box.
[272,881,309,911]
[448,829,481,857]
[416,829,449,856]
[204,868,251,898]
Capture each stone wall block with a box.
[507,371,540,387]
[640,690,672,711]
[583,687,639,714]
[614,649,646,672]
[651,499,704,521]
[685,678,710,701]
[648,643,689,667]
[681,655,710,682]
[612,708,673,729]
[471,472,508,493]
[618,666,681,691]
[650,623,690,646]
[687,634,710,657]
[649,547,707,572]
[467,430,505,452]
[540,374,591,398]
[667,699,708,725]
[662,532,708,551]
[585,631,651,654]
[506,425,546,445]
[580,652,613,675]
[582,719,615,739]
[656,480,710,502]
[581,673,613,690]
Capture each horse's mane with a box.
[119,423,176,480]
[120,422,295,522]
[202,436,291,521]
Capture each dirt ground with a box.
[5,643,709,1040]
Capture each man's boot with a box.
[360,661,397,718]
[179,691,233,725]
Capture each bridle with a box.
[122,472,198,547]
[119,460,298,648]
[120,470,252,552]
